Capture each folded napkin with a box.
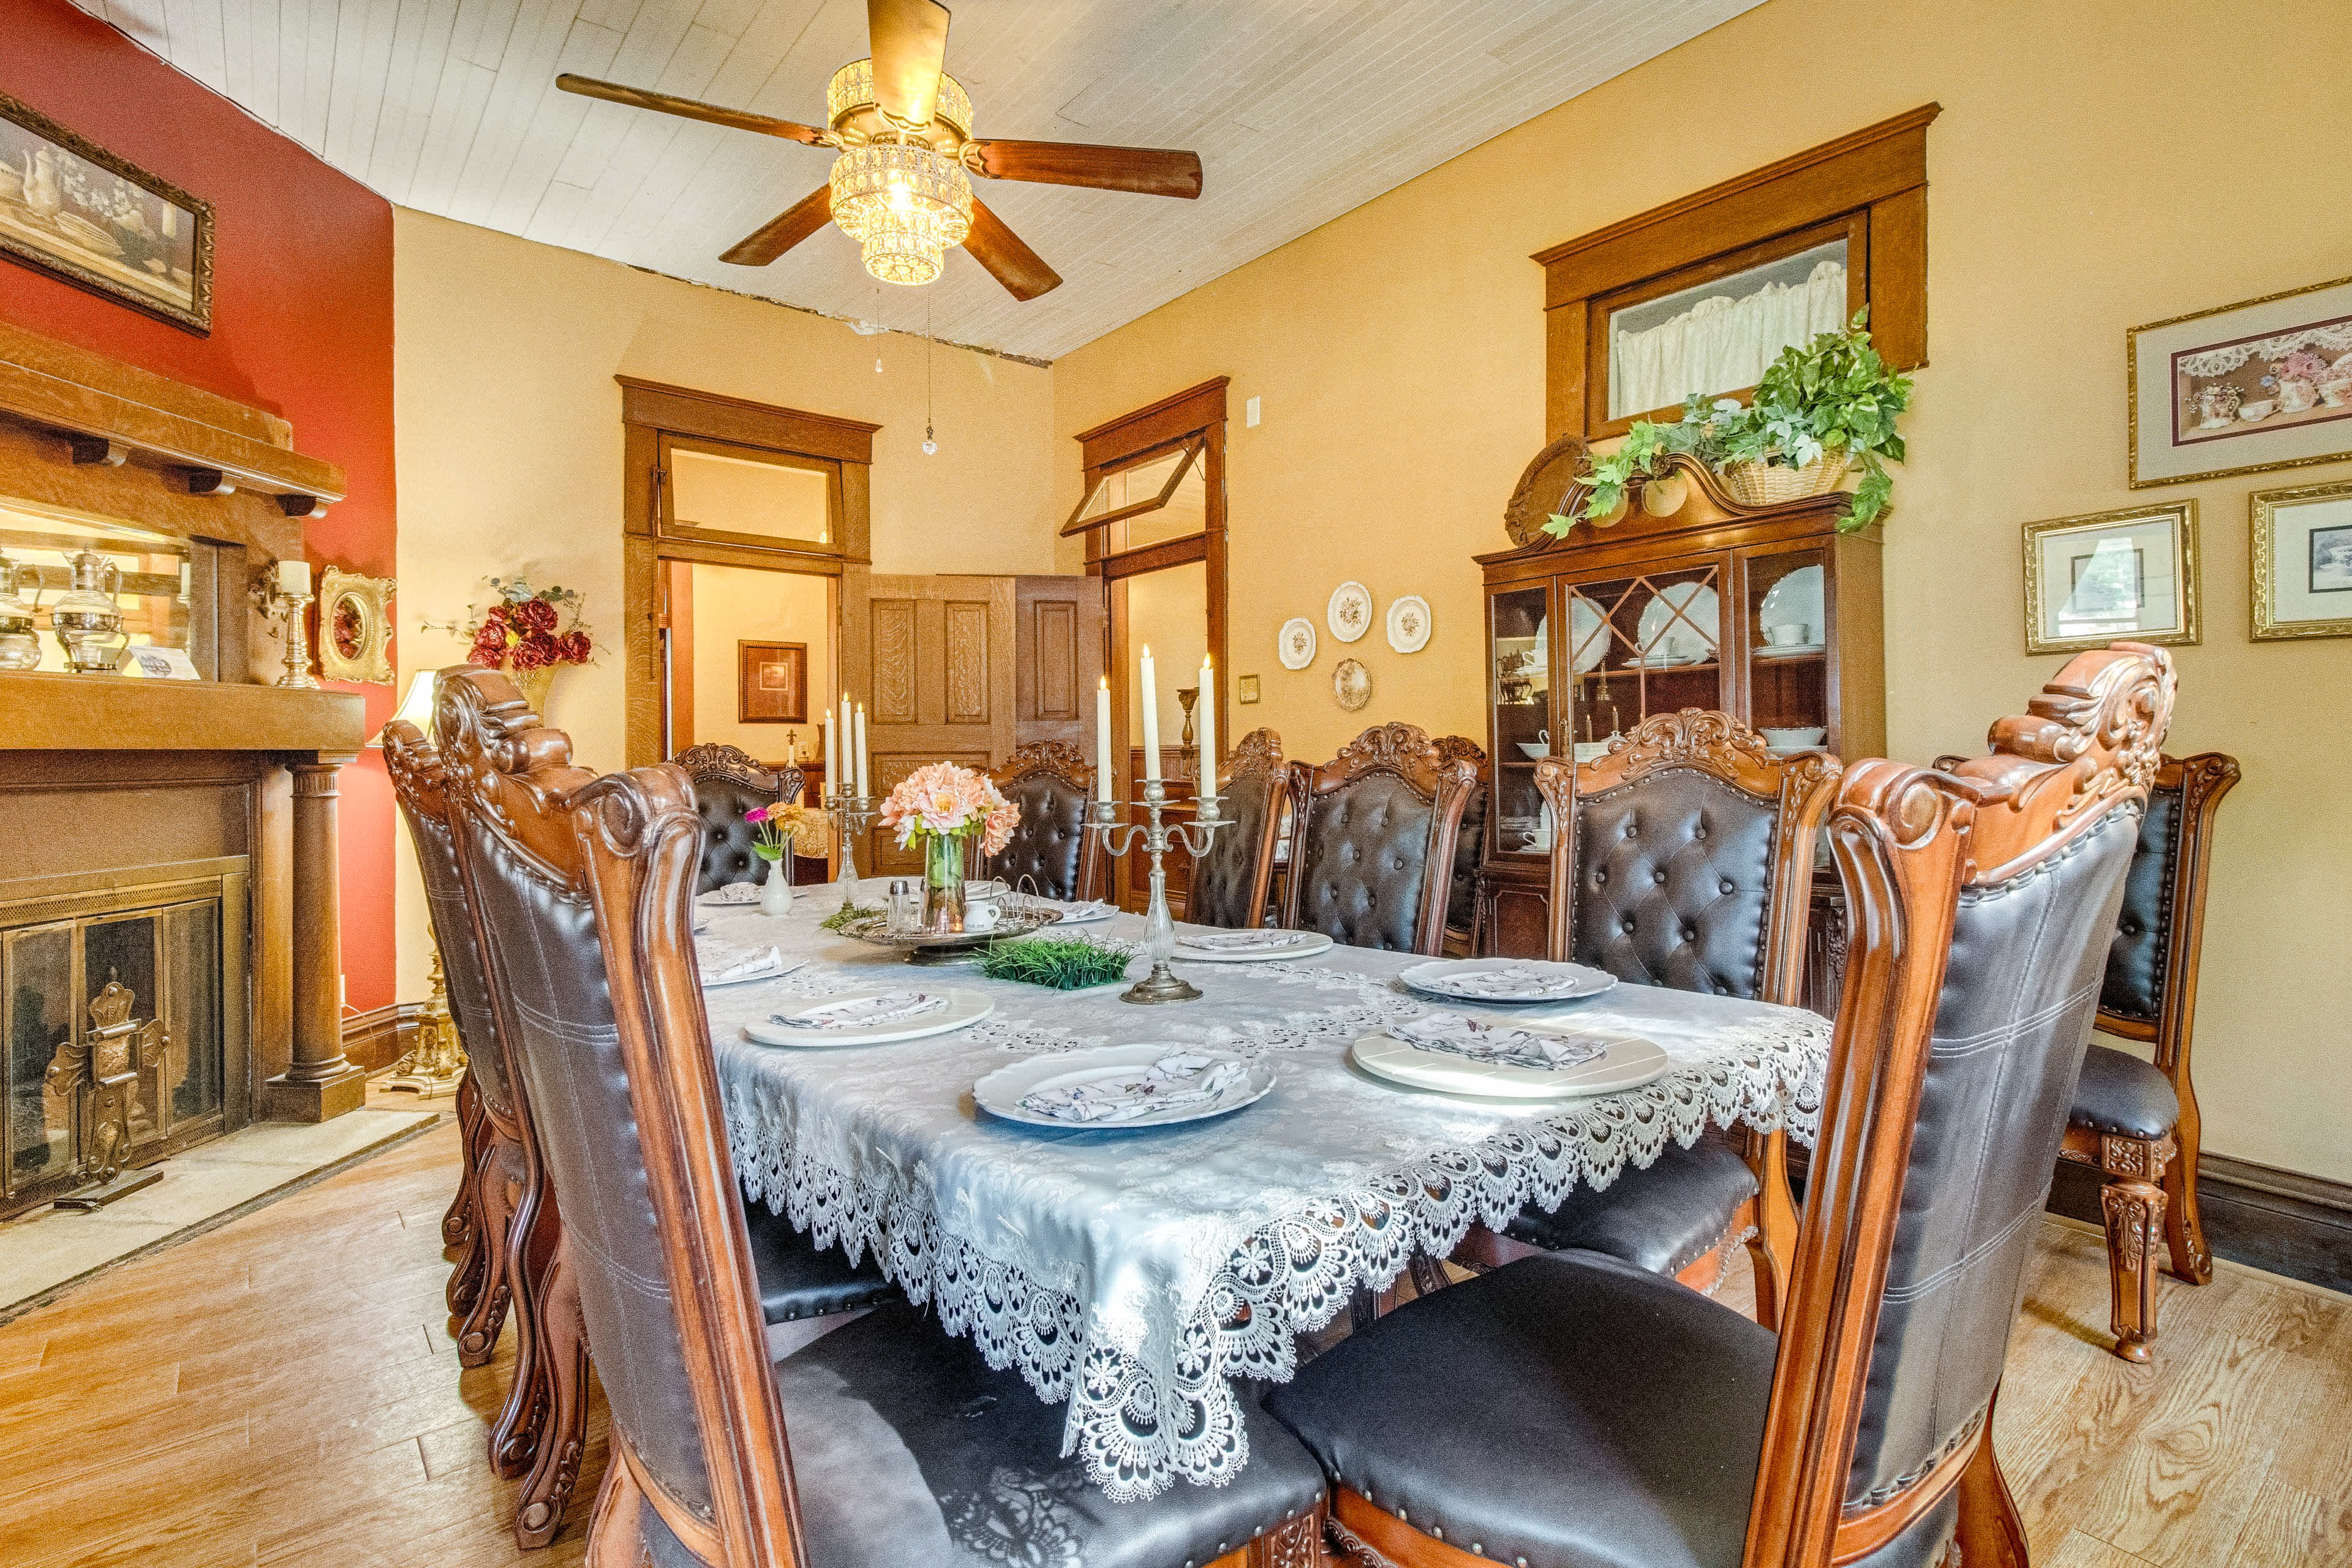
[706,882,762,905]
[1386,1012,1605,1072]
[1050,899,1117,920]
[695,940,791,984]
[775,991,949,1031]
[1430,963,1591,1000]
[1179,929,1309,952]
[1017,1052,1250,1124]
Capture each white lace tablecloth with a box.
[703,886,1830,1501]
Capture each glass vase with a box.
[921,832,967,932]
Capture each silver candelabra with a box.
[824,788,878,911]
[1086,781,1230,1004]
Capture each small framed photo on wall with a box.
[2021,502,2200,655]
[2252,479,2352,642]
[737,640,807,723]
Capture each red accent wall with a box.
[1,1,399,1014]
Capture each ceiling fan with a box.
[556,0,1202,302]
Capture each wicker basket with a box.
[1723,448,1850,507]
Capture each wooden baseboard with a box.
[340,1003,420,1074]
[2047,1153,2352,1296]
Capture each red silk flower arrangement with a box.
[466,576,594,674]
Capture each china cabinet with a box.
[1473,451,1885,977]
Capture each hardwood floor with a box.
[1,1115,2345,1567]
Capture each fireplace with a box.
[4,861,247,1216]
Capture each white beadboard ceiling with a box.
[72,0,1763,361]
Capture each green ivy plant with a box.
[1545,310,1913,535]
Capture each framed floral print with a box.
[2252,480,2352,642]
[2129,275,2352,487]
[2022,502,2200,655]
[0,89,213,333]
[736,640,808,723]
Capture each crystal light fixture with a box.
[824,61,976,288]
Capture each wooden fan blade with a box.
[721,186,835,266]
[556,74,828,145]
[964,198,1061,301]
[867,0,951,127]
[963,140,1202,198]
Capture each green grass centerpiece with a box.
[979,935,1138,990]
[819,902,883,933]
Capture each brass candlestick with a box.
[824,788,880,911]
[386,944,467,1098]
[252,566,320,689]
[1086,782,1230,1003]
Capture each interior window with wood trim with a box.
[659,434,844,557]
[1537,105,1937,443]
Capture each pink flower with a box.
[880,761,1014,851]
[744,806,769,824]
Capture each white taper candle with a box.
[853,703,869,798]
[1139,646,1161,782]
[1197,653,1215,790]
[1095,674,1113,801]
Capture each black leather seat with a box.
[1505,1134,1759,1277]
[674,744,805,895]
[987,771,1090,899]
[2070,1042,2180,1140]
[1187,730,1285,930]
[744,1202,901,1325]
[1270,1250,1775,1568]
[643,1302,1327,1568]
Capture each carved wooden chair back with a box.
[1187,727,1286,929]
[1743,644,2175,1568]
[1533,710,1839,1007]
[437,668,805,1568]
[1431,735,1490,943]
[675,742,804,895]
[982,740,1102,902]
[1281,722,1477,955]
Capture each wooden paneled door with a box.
[841,572,1104,878]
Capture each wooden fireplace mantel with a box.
[1,669,361,753]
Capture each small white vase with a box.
[759,859,794,918]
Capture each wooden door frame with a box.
[1074,379,1229,811]
[620,379,877,767]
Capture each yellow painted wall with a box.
[1050,0,2352,1179]
[1126,560,1208,749]
[688,562,832,766]
[393,209,1057,996]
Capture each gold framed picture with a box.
[2252,479,2352,643]
[0,89,214,333]
[2128,274,2352,488]
[737,640,808,723]
[318,568,394,685]
[2021,502,2200,655]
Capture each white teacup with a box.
[2238,401,2275,421]
[1765,622,1811,647]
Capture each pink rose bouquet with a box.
[880,761,1018,858]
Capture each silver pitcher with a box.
[0,553,38,671]
[51,551,128,673]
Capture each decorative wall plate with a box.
[1327,581,1373,643]
[1278,617,1317,669]
[1385,595,1432,653]
[1334,657,1371,710]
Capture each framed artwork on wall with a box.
[737,640,808,723]
[2128,274,2352,487]
[2252,480,2352,642]
[2021,502,2200,655]
[0,89,214,333]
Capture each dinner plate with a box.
[1170,929,1334,962]
[1569,597,1611,674]
[973,1044,1276,1129]
[743,989,993,1047]
[697,887,766,908]
[1635,582,1719,661]
[1026,899,1115,924]
[1349,1024,1670,1101]
[1757,564,1824,645]
[1752,642,1828,660]
[1397,957,1616,1003]
[701,957,807,989]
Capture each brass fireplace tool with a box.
[48,980,164,1209]
[385,944,467,1098]
[1085,782,1229,1003]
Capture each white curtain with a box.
[1610,260,1850,418]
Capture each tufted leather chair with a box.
[434,667,1326,1568]
[1432,735,1489,948]
[1267,644,2176,1568]
[1281,723,1476,955]
[674,742,805,894]
[982,741,1101,902]
[2056,752,2237,1362]
[1186,727,1286,929]
[1447,713,1838,1327]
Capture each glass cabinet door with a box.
[1488,586,1553,859]
[1741,547,1831,753]
[1562,562,1724,757]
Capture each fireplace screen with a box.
[5,898,224,1208]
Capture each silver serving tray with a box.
[840,908,1061,963]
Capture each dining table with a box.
[698,886,1832,1502]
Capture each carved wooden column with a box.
[265,755,367,1120]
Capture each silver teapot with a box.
[0,553,38,671]
[51,551,128,674]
